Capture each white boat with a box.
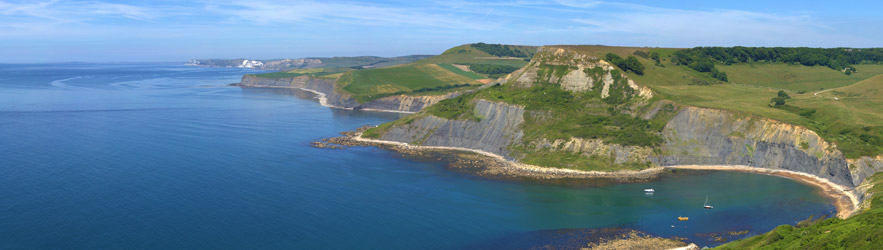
[644,188,655,193]
[704,195,714,209]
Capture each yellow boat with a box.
[678,217,689,221]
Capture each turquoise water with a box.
[0,63,834,249]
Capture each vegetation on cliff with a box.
[469,42,536,58]
[616,47,883,159]
[463,64,521,78]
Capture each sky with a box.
[1,0,882,62]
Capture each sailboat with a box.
[704,195,714,209]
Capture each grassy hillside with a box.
[716,172,883,249]
[437,64,486,80]
[318,55,434,69]
[336,64,477,102]
[717,63,882,92]
[607,46,883,158]
[417,44,535,67]
[332,43,539,102]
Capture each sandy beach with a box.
[351,132,859,219]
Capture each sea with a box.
[0,63,835,249]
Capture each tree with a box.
[778,90,790,99]
[624,56,645,75]
[650,52,661,64]
[605,53,645,75]
[771,97,786,106]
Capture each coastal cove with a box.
[0,64,838,249]
[350,133,856,217]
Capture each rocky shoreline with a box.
[314,126,860,218]
[313,126,672,185]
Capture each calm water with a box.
[0,63,834,249]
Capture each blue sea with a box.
[0,63,834,249]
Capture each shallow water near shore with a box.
[0,63,834,249]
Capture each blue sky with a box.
[1,0,882,62]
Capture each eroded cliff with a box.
[656,107,855,187]
[377,100,525,159]
[366,45,883,191]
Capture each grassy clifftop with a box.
[614,47,883,159]
[333,43,538,102]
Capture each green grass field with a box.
[437,63,487,79]
[604,47,883,158]
[717,63,883,92]
[336,64,476,102]
[331,44,537,102]
[416,44,532,68]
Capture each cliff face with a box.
[358,93,461,113]
[850,156,883,187]
[656,107,855,187]
[511,47,653,101]
[374,102,863,187]
[367,45,883,190]
[239,75,458,113]
[378,100,525,159]
[532,138,654,165]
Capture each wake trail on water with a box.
[49,76,83,88]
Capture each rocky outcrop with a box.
[238,75,458,113]
[510,47,653,101]
[533,138,654,165]
[850,156,883,187]
[655,107,855,187]
[377,100,525,159]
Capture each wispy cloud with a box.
[0,0,880,62]
[554,0,603,8]
[0,0,154,22]
[203,0,500,30]
[86,2,154,21]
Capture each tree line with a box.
[673,47,883,76]
[471,43,531,58]
[465,64,521,78]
